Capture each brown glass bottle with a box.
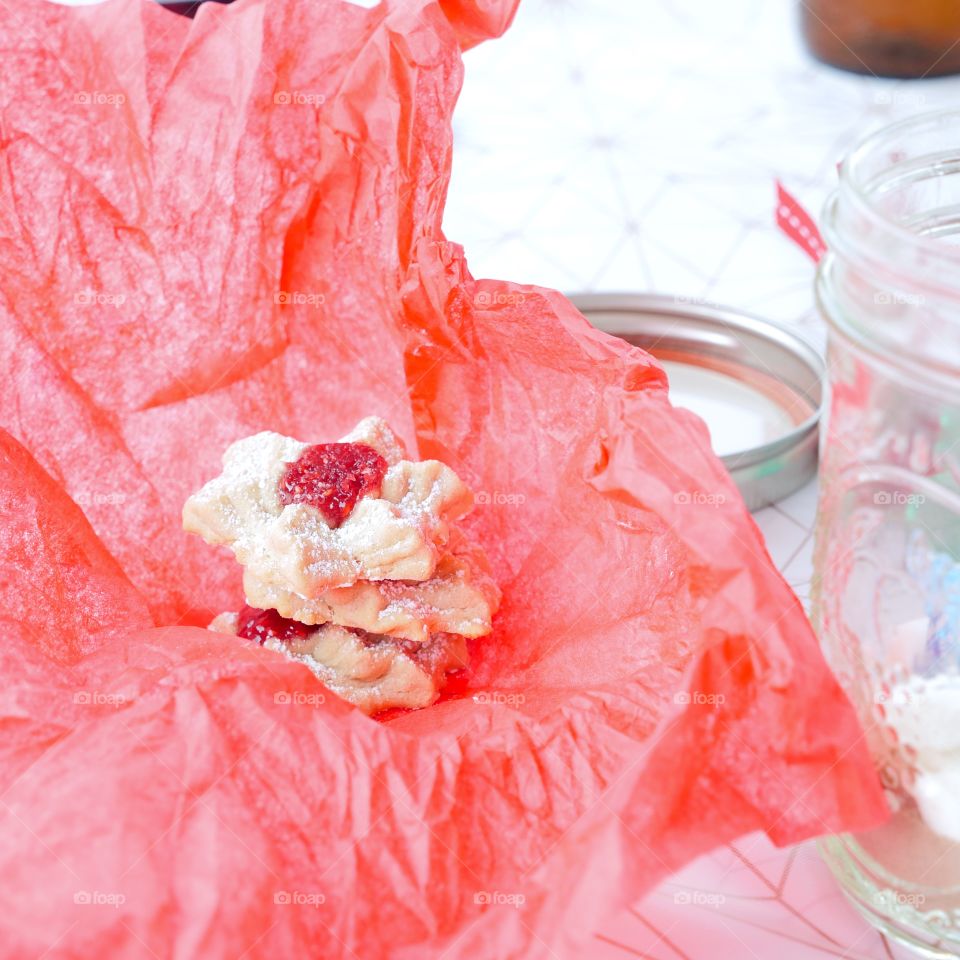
[801,0,960,78]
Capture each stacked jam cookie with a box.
[183,417,500,715]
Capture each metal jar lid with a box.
[570,293,824,511]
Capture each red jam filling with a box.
[278,442,387,528]
[237,605,312,645]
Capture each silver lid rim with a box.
[569,292,825,508]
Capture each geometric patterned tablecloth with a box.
[444,1,960,955]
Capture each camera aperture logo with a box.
[274,291,326,308]
[274,691,326,706]
[74,890,126,908]
[274,890,325,908]
[474,890,525,909]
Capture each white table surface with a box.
[444,0,960,956]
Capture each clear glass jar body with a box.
[815,111,960,956]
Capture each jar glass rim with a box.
[840,108,960,273]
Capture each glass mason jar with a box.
[813,111,960,957]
